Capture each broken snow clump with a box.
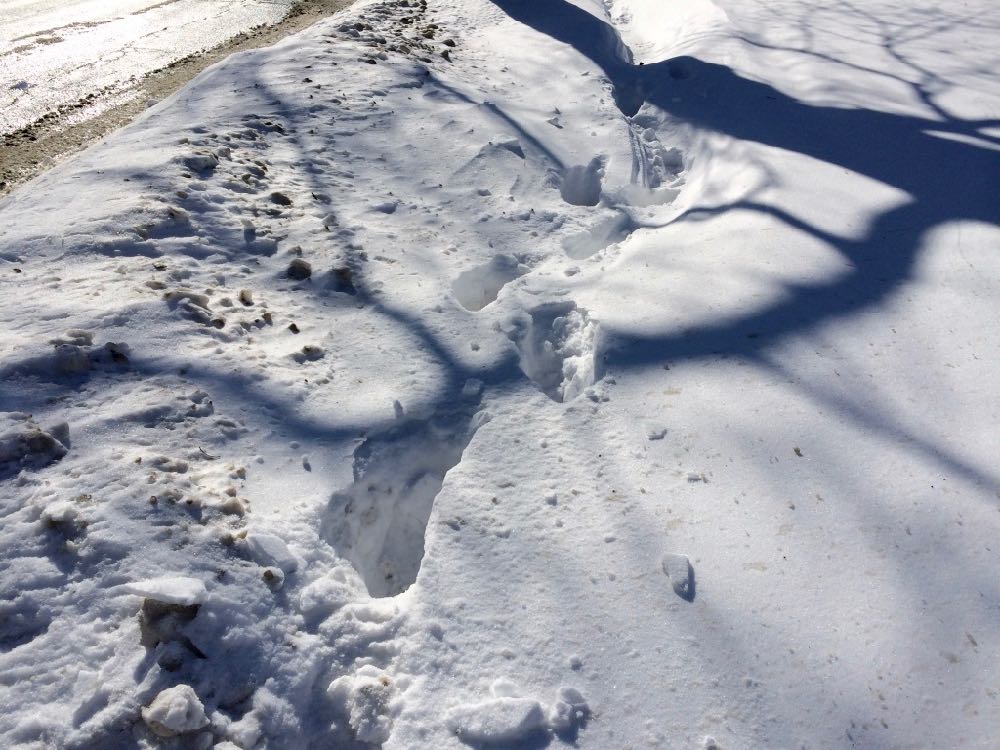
[548,686,591,733]
[328,666,401,744]
[123,576,207,606]
[142,684,209,738]
[446,696,548,745]
[0,413,70,473]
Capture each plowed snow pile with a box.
[1,0,997,748]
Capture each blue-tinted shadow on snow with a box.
[489,0,1000,495]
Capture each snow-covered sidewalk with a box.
[1,0,998,748]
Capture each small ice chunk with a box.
[123,576,206,606]
[245,532,298,573]
[141,684,209,737]
[446,697,546,745]
[662,553,694,601]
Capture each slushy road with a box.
[0,0,296,135]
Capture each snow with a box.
[243,532,300,573]
[446,696,548,745]
[141,684,210,738]
[0,0,296,135]
[1,0,998,748]
[123,576,208,606]
[661,552,694,601]
[327,665,402,744]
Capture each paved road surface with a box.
[1,0,296,135]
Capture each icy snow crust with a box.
[1,0,998,747]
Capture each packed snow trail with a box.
[1,0,998,748]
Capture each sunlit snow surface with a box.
[0,0,998,748]
[0,0,294,134]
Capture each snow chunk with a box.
[123,576,207,606]
[183,152,219,172]
[141,684,209,737]
[662,553,694,601]
[0,414,69,472]
[328,666,398,744]
[446,697,547,745]
[245,532,299,573]
[549,686,590,733]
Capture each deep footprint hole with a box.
[508,302,602,403]
[560,156,606,207]
[451,254,528,311]
[320,406,485,597]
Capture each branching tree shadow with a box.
[487,0,1000,488]
[2,5,998,746]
